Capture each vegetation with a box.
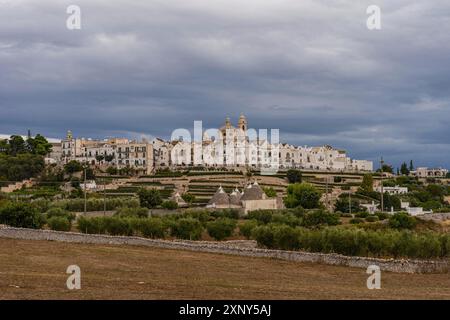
[0,202,45,229]
[286,169,302,184]
[0,153,45,182]
[206,218,237,240]
[250,224,450,259]
[388,212,417,230]
[334,197,363,213]
[284,183,322,209]
[64,160,84,175]
[47,216,72,231]
[263,187,277,198]
[161,200,178,210]
[137,188,163,208]
[181,193,196,205]
[114,206,148,218]
[359,174,374,193]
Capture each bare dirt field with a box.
[0,238,448,300]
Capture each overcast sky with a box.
[1,0,449,169]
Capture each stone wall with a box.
[0,225,448,274]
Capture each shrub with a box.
[102,217,133,236]
[138,218,166,239]
[206,218,237,240]
[301,210,340,227]
[171,218,203,240]
[271,213,301,227]
[334,198,362,213]
[349,218,364,224]
[184,209,211,225]
[181,193,196,204]
[388,213,417,230]
[114,206,148,218]
[47,216,71,231]
[365,215,379,223]
[0,202,45,229]
[137,188,162,208]
[51,198,139,212]
[263,187,277,198]
[46,207,75,222]
[161,200,178,210]
[251,225,275,248]
[247,210,273,224]
[64,160,83,174]
[239,219,258,239]
[211,209,239,220]
[355,211,369,218]
[286,169,302,184]
[77,216,106,234]
[339,212,353,218]
[375,212,389,221]
[273,225,300,250]
[284,183,321,209]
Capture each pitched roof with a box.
[240,181,265,201]
[229,188,242,205]
[207,186,230,206]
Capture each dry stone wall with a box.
[0,225,448,274]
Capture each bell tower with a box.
[238,113,247,131]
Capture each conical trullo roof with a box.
[171,192,187,206]
[229,188,242,206]
[207,186,230,207]
[240,181,265,201]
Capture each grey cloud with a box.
[0,0,450,169]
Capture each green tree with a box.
[388,213,417,230]
[106,166,118,175]
[181,193,196,204]
[47,216,71,231]
[263,187,277,198]
[334,197,362,213]
[0,202,45,228]
[382,164,393,173]
[206,218,237,240]
[359,173,374,193]
[8,135,26,156]
[239,219,258,239]
[400,162,410,175]
[409,160,414,171]
[64,160,83,174]
[104,154,115,162]
[95,155,105,162]
[286,169,302,184]
[301,209,340,227]
[0,153,45,181]
[137,188,163,208]
[0,139,10,154]
[171,218,203,240]
[27,134,52,155]
[284,183,321,209]
[161,200,178,210]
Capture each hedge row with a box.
[248,224,450,259]
[76,209,241,240]
[50,197,140,212]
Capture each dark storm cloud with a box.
[1,0,450,168]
